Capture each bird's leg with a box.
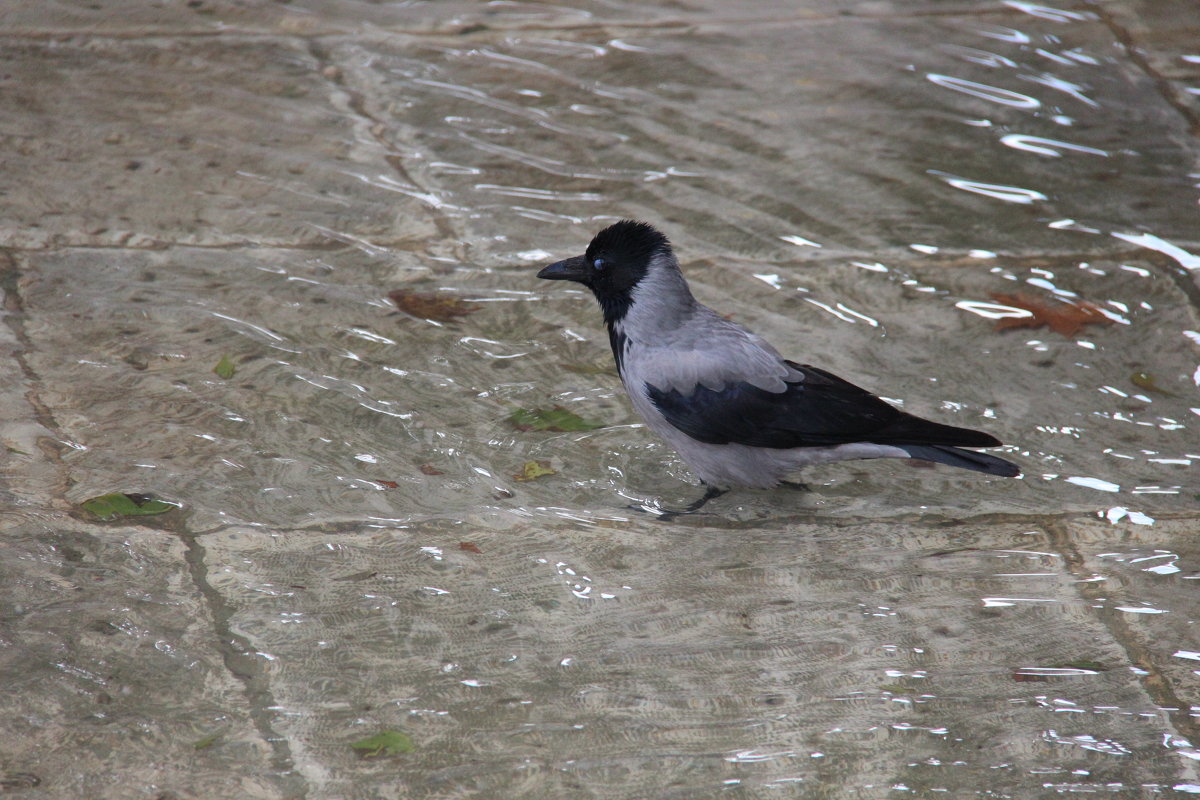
[681,485,728,512]
[625,484,728,520]
[648,485,728,521]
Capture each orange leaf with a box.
[459,541,482,554]
[988,292,1113,337]
[374,479,399,489]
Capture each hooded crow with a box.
[538,220,1019,501]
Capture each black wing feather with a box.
[646,362,1002,450]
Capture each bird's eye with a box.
[592,257,605,270]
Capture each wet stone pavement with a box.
[1,1,1199,798]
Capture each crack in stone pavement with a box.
[0,6,1032,42]
[304,37,465,258]
[1092,4,1200,136]
[181,528,311,798]
[1044,517,1200,762]
[0,248,77,506]
[4,247,305,794]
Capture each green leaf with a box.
[507,405,603,432]
[1130,371,1176,396]
[192,732,222,751]
[513,460,556,482]
[350,730,414,759]
[213,355,236,380]
[80,493,177,521]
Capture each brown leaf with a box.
[419,463,445,476]
[1012,671,1049,683]
[459,541,482,554]
[388,289,480,323]
[988,292,1113,337]
[373,479,399,489]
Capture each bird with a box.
[537,220,1019,511]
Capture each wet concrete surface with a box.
[2,1,1199,798]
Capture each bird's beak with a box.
[537,255,588,283]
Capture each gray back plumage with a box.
[616,252,803,395]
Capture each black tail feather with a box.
[899,445,1020,477]
[875,414,1002,448]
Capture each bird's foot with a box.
[627,485,728,521]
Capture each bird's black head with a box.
[537,220,671,323]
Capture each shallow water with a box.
[2,1,1200,797]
